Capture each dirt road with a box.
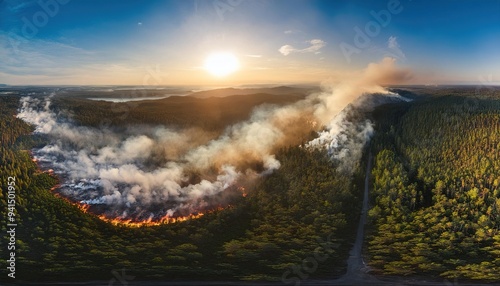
[329,152,380,285]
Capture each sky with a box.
[1,0,499,86]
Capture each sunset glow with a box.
[204,52,240,77]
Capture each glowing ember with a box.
[238,186,248,197]
[77,203,90,213]
[50,184,61,192]
[97,212,205,227]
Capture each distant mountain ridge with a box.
[188,86,318,99]
[54,91,306,130]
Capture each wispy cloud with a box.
[366,36,407,63]
[5,0,37,13]
[246,54,262,58]
[387,36,406,61]
[0,32,95,74]
[284,29,300,35]
[0,32,145,84]
[279,39,326,56]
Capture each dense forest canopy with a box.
[0,92,360,282]
[1,86,500,283]
[368,87,500,281]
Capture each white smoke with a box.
[17,57,411,220]
[17,95,284,220]
[305,57,412,172]
[307,106,374,173]
[305,89,412,173]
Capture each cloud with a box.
[0,32,98,76]
[278,45,295,56]
[5,0,37,12]
[387,36,398,50]
[387,36,406,61]
[365,36,407,64]
[0,31,147,85]
[279,39,326,56]
[245,54,262,58]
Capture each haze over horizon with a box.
[1,0,500,86]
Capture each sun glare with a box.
[204,52,239,77]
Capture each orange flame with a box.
[50,184,61,192]
[96,212,205,227]
[42,157,210,228]
[49,184,93,215]
[48,184,226,227]
[238,186,247,197]
[77,203,90,213]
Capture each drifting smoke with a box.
[18,96,283,220]
[307,57,413,172]
[17,57,411,222]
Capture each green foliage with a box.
[54,93,303,131]
[368,91,500,281]
[0,95,361,282]
[222,147,361,279]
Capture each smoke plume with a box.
[17,57,411,221]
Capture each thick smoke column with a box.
[307,57,412,173]
[17,57,411,222]
[307,107,374,173]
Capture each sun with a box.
[204,52,239,77]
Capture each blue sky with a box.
[1,0,499,85]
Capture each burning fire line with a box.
[48,184,208,227]
[31,136,238,228]
[42,161,243,227]
[97,212,205,227]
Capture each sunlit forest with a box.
[2,87,500,283]
[54,92,305,131]
[0,94,359,282]
[368,87,500,281]
[2,0,500,284]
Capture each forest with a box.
[368,87,500,281]
[52,88,307,131]
[0,93,360,282]
[1,86,499,283]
